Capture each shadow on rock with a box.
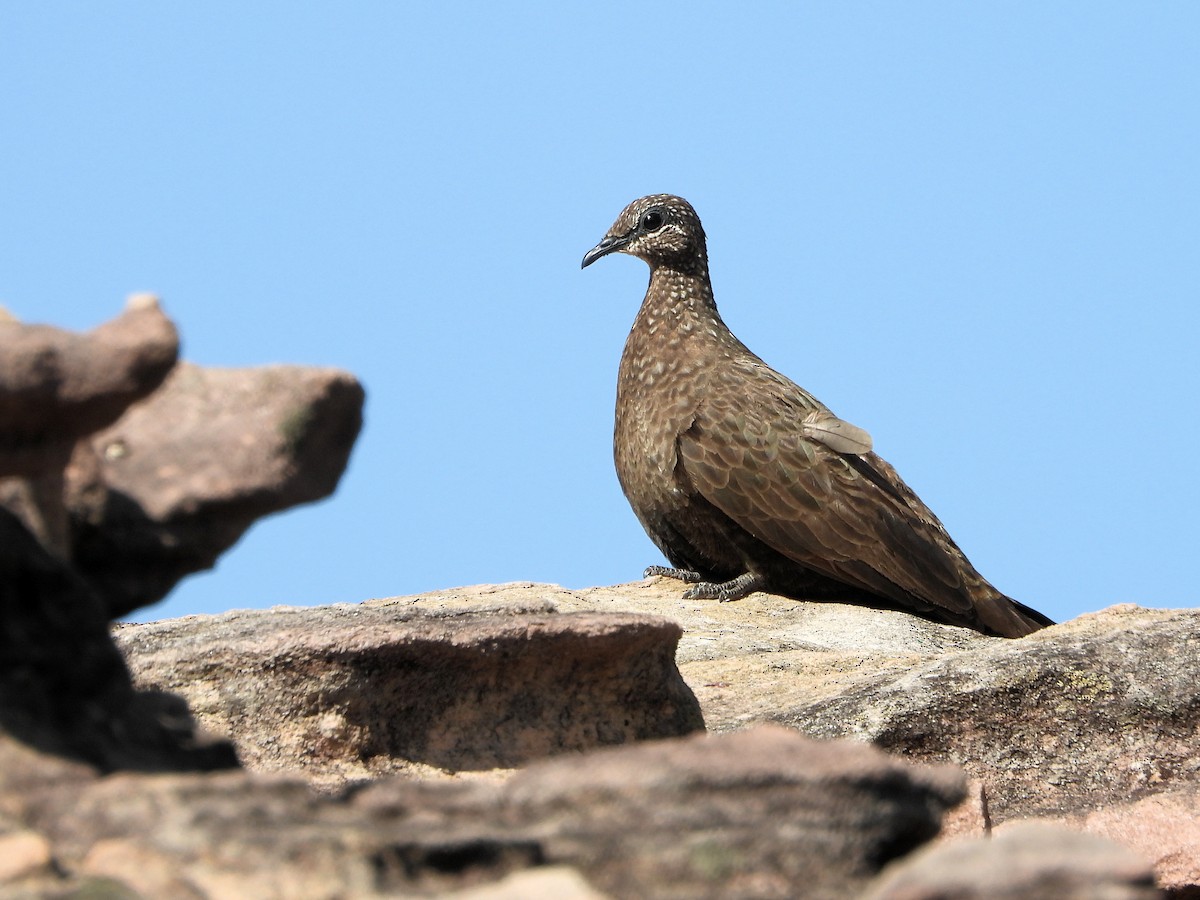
[0,508,237,772]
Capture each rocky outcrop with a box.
[0,301,364,617]
[70,360,365,616]
[0,505,236,772]
[864,821,1160,900]
[104,581,1197,895]
[0,295,177,480]
[0,302,362,810]
[0,299,1191,900]
[2,725,967,899]
[115,602,704,781]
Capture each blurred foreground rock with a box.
[0,505,236,773]
[0,295,177,480]
[864,821,1160,900]
[71,360,364,616]
[2,725,967,899]
[0,300,364,617]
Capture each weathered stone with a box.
[442,866,611,899]
[70,360,364,616]
[489,725,967,900]
[0,303,362,619]
[9,567,1200,897]
[0,507,237,773]
[390,581,981,732]
[771,604,1200,823]
[0,829,53,883]
[0,297,179,557]
[391,584,1200,828]
[1029,785,1200,898]
[331,581,1200,895]
[14,726,963,899]
[0,295,178,478]
[115,601,704,779]
[863,821,1160,899]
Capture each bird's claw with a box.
[644,565,705,583]
[682,572,765,603]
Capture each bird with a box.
[581,194,1052,638]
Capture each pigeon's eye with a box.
[641,210,666,232]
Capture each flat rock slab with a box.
[116,603,703,780]
[386,581,983,731]
[379,583,1200,825]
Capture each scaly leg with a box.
[644,565,705,583]
[646,567,766,603]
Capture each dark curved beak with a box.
[581,234,630,269]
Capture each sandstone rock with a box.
[487,725,967,900]
[772,604,1200,823]
[70,360,364,616]
[115,601,704,780]
[276,581,1196,896]
[11,726,963,899]
[0,304,362,776]
[442,866,612,899]
[0,507,237,772]
[0,303,364,620]
[862,821,1160,899]
[1028,785,1200,897]
[7,542,1198,900]
[382,584,1199,829]
[0,297,179,557]
[0,295,178,478]
[0,829,53,883]
[368,580,986,735]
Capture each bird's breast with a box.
[614,341,711,512]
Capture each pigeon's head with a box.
[582,194,707,273]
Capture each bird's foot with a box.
[644,565,706,583]
[682,572,766,603]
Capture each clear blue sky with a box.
[3,4,1197,625]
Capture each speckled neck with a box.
[641,263,717,323]
[627,263,749,364]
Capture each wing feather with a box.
[678,376,979,619]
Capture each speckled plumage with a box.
[582,194,1051,638]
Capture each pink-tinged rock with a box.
[0,830,53,883]
[5,726,964,899]
[1027,784,1200,897]
[0,510,237,773]
[69,360,364,616]
[492,724,964,899]
[115,601,705,779]
[0,296,177,477]
[864,821,1160,899]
